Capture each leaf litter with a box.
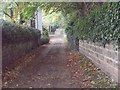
[66,49,118,88]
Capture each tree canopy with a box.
[1,2,119,47]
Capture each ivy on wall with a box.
[65,2,120,49]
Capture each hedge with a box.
[2,20,41,45]
[2,19,41,69]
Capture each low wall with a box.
[2,20,41,70]
[79,40,119,82]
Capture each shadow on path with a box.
[2,34,92,88]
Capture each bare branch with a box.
[3,11,12,18]
[15,2,19,7]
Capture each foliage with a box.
[39,2,77,15]
[0,2,38,23]
[65,2,120,48]
[42,28,49,39]
[21,2,38,20]
[0,2,25,23]
[1,2,119,47]
[41,28,49,45]
[42,11,65,28]
[2,19,41,45]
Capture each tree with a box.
[1,2,16,22]
[0,2,29,24]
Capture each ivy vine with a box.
[65,2,120,48]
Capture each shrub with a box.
[2,19,41,69]
[41,28,49,45]
[2,20,41,46]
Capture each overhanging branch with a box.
[3,11,12,18]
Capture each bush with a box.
[41,38,49,45]
[1,19,41,69]
[41,28,49,45]
[2,20,41,46]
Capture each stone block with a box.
[79,40,118,82]
[98,54,104,61]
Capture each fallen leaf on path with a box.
[4,82,8,85]
[47,83,51,86]
[29,87,33,89]
[16,84,19,87]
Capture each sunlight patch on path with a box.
[50,37,65,44]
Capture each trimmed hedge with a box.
[2,20,41,45]
[2,19,41,69]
